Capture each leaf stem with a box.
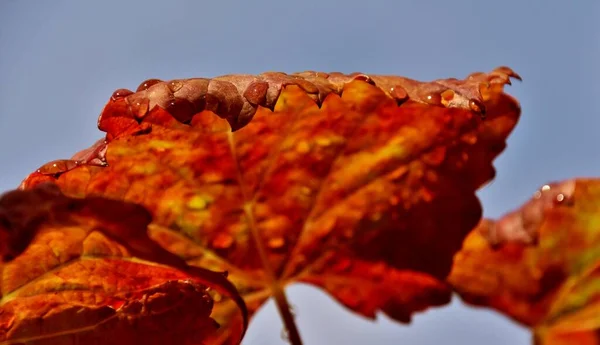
[272,286,302,345]
[229,131,303,345]
[243,204,303,345]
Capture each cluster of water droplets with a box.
[110,78,200,124]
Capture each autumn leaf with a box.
[19,67,521,344]
[0,183,247,345]
[449,179,600,345]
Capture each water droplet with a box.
[211,233,234,250]
[166,97,196,123]
[168,80,184,93]
[280,328,289,343]
[469,98,486,116]
[267,236,286,250]
[243,81,269,106]
[111,88,133,101]
[390,85,408,103]
[534,184,555,199]
[129,98,150,119]
[295,141,311,154]
[37,159,80,176]
[555,193,566,203]
[136,78,162,92]
[289,304,298,318]
[352,73,375,85]
[440,89,455,102]
[424,92,442,106]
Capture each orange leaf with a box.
[449,179,600,344]
[20,67,520,343]
[0,183,247,345]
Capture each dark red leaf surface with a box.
[17,67,521,343]
[0,183,247,344]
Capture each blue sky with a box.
[1,1,598,344]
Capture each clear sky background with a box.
[1,1,598,344]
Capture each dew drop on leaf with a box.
[289,304,298,318]
[166,97,196,123]
[168,80,184,93]
[280,328,290,343]
[351,73,375,85]
[36,159,79,176]
[111,88,133,101]
[390,85,408,103]
[424,92,442,106]
[136,78,163,92]
[129,98,150,119]
[533,184,552,199]
[440,89,455,102]
[243,81,269,106]
[469,98,486,115]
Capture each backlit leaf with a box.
[19,68,521,343]
[449,179,600,345]
[0,183,247,344]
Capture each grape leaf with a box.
[0,183,247,345]
[449,179,600,345]
[19,67,521,343]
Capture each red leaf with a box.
[19,67,520,343]
[449,179,600,344]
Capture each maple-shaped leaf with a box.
[20,67,520,344]
[449,179,600,345]
[0,183,247,345]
